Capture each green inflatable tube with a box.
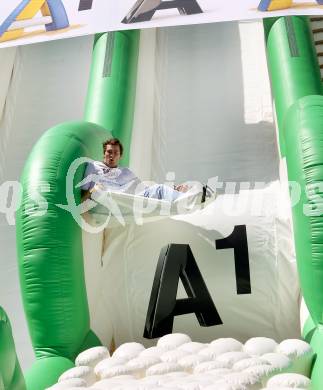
[25,357,74,390]
[0,307,26,390]
[16,30,140,389]
[16,122,106,390]
[284,97,323,389]
[265,16,323,389]
[84,31,140,165]
[264,16,322,156]
[284,96,323,327]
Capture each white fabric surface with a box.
[131,21,279,185]
[91,183,300,347]
[85,22,299,349]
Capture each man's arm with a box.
[81,189,91,201]
[79,161,99,201]
[81,183,104,201]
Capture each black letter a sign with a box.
[122,0,203,24]
[144,244,222,339]
[78,0,93,11]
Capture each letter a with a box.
[122,0,203,24]
[144,244,222,339]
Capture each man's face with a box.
[104,144,122,168]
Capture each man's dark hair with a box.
[103,138,123,155]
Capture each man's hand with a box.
[82,184,105,201]
[174,184,190,193]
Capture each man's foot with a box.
[201,184,216,204]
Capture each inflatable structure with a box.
[12,15,323,390]
[0,0,69,43]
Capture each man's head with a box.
[103,138,123,168]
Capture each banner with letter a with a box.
[1,0,323,47]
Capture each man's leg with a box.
[143,184,181,201]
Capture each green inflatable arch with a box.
[16,31,139,390]
[264,16,323,389]
[14,18,323,390]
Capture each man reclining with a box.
[81,138,199,201]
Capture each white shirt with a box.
[81,160,141,194]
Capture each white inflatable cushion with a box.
[277,339,312,359]
[46,378,87,389]
[146,362,182,376]
[108,375,136,380]
[75,346,110,368]
[161,350,187,363]
[140,346,167,358]
[127,356,161,377]
[217,351,250,367]
[204,381,239,390]
[243,364,276,380]
[191,373,219,382]
[139,374,172,385]
[161,387,186,390]
[58,366,96,385]
[166,372,190,379]
[127,355,161,369]
[178,374,213,385]
[198,347,222,360]
[100,364,134,379]
[113,342,145,359]
[177,342,206,354]
[233,357,270,371]
[194,360,230,373]
[276,339,314,376]
[92,378,135,389]
[178,354,209,371]
[172,380,204,390]
[94,356,128,378]
[244,338,278,356]
[53,336,313,390]
[224,371,263,388]
[157,334,192,350]
[100,385,144,390]
[260,388,307,390]
[262,353,291,370]
[58,388,88,390]
[210,338,243,354]
[206,368,232,377]
[267,373,311,388]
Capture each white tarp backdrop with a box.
[130,22,277,184]
[1,0,323,48]
[91,185,299,348]
[84,22,299,351]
